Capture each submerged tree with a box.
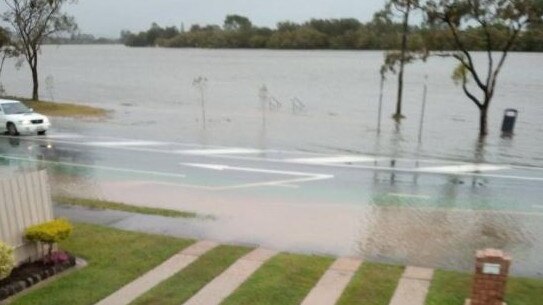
[385,0,420,121]
[423,0,543,137]
[2,0,77,100]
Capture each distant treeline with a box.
[120,15,543,51]
[45,33,119,45]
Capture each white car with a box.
[0,99,51,136]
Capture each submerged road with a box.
[1,132,543,276]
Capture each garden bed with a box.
[0,253,76,301]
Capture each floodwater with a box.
[1,45,543,276]
[2,45,543,166]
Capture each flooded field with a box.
[2,45,543,166]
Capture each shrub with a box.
[24,219,73,259]
[0,241,15,280]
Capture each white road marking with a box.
[86,141,168,147]
[177,148,262,155]
[388,193,431,199]
[182,163,333,178]
[181,163,334,189]
[0,155,186,179]
[416,164,509,173]
[286,155,378,164]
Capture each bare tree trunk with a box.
[31,55,39,101]
[31,65,39,101]
[393,4,410,121]
[479,105,488,137]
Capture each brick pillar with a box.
[466,249,511,305]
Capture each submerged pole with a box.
[377,75,384,134]
[418,75,428,143]
[259,84,268,128]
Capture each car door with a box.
[0,104,5,132]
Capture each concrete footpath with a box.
[389,266,434,305]
[183,248,277,305]
[301,257,363,305]
[95,241,218,305]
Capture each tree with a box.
[0,27,18,90]
[383,0,419,121]
[423,0,543,137]
[2,0,77,100]
[224,15,252,31]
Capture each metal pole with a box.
[193,76,208,130]
[200,87,206,130]
[418,75,428,143]
[377,75,384,134]
[259,85,268,128]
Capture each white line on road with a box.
[388,193,431,199]
[86,141,168,147]
[286,155,379,164]
[0,155,187,179]
[177,148,262,155]
[416,164,509,173]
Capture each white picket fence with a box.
[0,170,54,265]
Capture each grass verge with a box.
[23,100,108,118]
[425,270,543,305]
[8,223,193,305]
[337,262,404,305]
[130,245,252,305]
[54,196,197,218]
[0,96,108,118]
[221,253,333,305]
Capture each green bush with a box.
[0,241,15,280]
[24,219,73,257]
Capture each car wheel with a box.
[7,123,18,136]
[37,130,46,136]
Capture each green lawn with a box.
[55,196,197,218]
[337,262,404,305]
[9,223,193,305]
[426,270,543,305]
[130,245,252,305]
[6,222,543,305]
[221,253,333,305]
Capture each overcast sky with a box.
[65,0,387,38]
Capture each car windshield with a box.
[1,102,32,115]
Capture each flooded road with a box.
[1,133,543,277]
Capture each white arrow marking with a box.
[181,163,334,189]
[182,163,333,178]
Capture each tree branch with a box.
[444,18,487,91]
